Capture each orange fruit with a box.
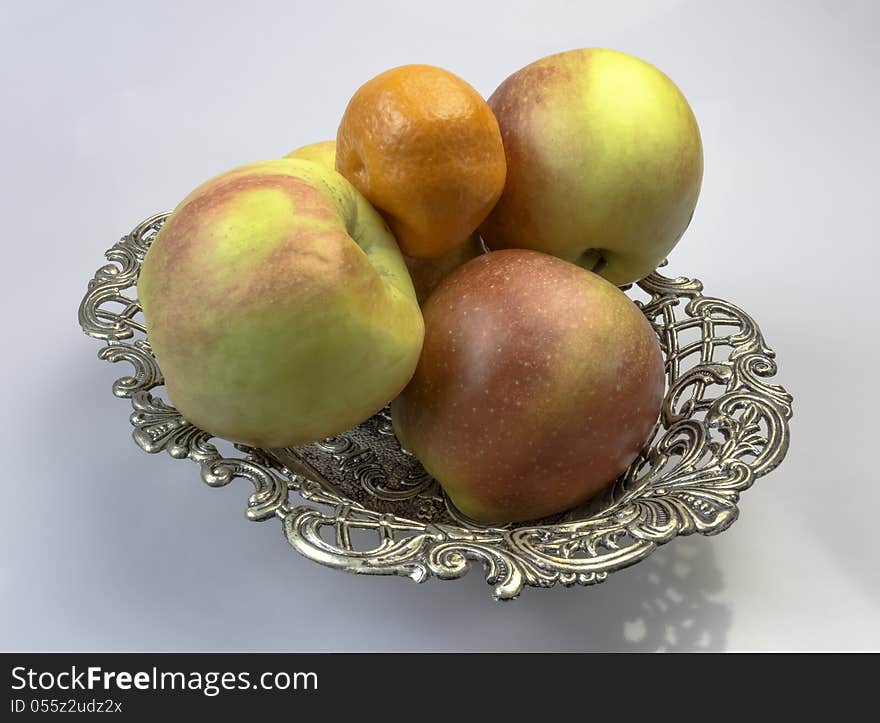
[336,64,506,259]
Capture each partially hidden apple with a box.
[481,48,703,286]
[391,249,665,524]
[286,140,484,304]
[284,140,337,169]
[138,158,424,447]
[404,234,483,305]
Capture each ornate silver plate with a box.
[79,213,793,599]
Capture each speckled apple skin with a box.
[391,249,665,524]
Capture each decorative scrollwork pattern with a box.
[79,213,793,599]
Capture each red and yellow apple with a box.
[138,158,424,447]
[481,48,703,286]
[392,249,665,524]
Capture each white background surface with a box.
[1,0,877,651]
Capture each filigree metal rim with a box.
[78,213,793,600]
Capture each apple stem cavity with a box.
[578,248,607,275]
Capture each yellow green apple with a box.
[284,140,337,169]
[392,249,665,524]
[138,158,424,447]
[481,48,703,285]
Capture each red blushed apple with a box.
[391,249,665,524]
[481,48,703,286]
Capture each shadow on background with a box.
[529,535,732,651]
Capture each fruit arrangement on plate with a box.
[80,48,791,597]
